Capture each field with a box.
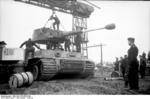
[0,66,150,95]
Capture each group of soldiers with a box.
[114,37,150,91]
[46,34,82,52]
[46,40,64,51]
[46,38,71,51]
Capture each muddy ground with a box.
[0,67,150,95]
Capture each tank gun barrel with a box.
[64,23,116,36]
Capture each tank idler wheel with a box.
[31,65,39,81]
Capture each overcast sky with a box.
[0,0,150,63]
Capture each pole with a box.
[85,43,106,66]
[100,43,103,66]
[99,43,106,66]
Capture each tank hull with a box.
[27,50,95,80]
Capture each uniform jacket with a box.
[128,44,138,63]
[20,40,40,49]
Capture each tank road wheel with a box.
[31,65,39,81]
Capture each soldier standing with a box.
[119,57,123,75]
[139,52,146,79]
[64,37,71,52]
[127,37,139,90]
[49,11,60,30]
[121,55,129,88]
[121,55,128,78]
[75,34,82,52]
[114,57,119,71]
[20,38,41,59]
[46,39,53,50]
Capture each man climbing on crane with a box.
[48,11,60,30]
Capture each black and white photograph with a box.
[0,0,150,97]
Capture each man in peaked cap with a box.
[127,37,139,91]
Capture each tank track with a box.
[38,58,58,80]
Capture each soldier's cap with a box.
[0,41,7,45]
[128,37,135,41]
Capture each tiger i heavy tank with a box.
[28,24,115,80]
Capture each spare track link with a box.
[39,58,57,80]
